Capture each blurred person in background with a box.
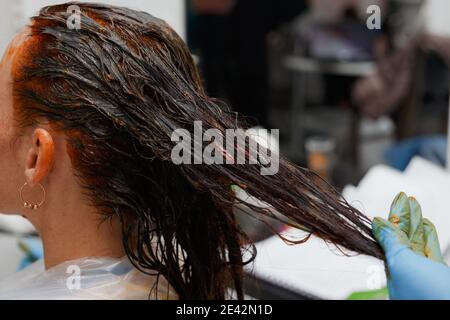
[353,31,450,170]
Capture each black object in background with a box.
[188,0,307,128]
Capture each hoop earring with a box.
[19,182,46,210]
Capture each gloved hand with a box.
[373,192,450,300]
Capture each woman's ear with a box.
[24,128,55,186]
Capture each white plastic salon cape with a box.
[0,256,177,300]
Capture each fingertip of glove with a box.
[392,192,408,205]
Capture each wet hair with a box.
[12,2,383,299]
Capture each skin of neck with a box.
[37,202,125,270]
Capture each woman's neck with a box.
[34,202,125,269]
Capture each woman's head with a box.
[0,2,383,299]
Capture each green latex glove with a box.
[373,192,445,263]
[371,192,450,300]
[349,192,446,300]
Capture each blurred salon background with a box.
[188,0,447,185]
[1,0,450,299]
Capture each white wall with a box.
[0,0,25,58]
[0,0,186,55]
